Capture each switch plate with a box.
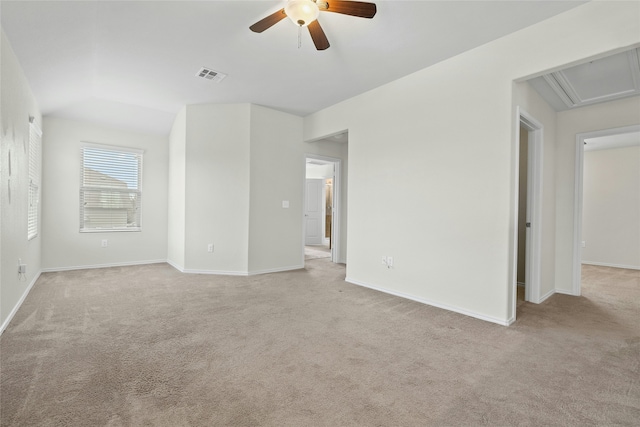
[387,257,394,267]
[282,200,289,208]
[101,239,108,248]
[582,241,586,248]
[207,243,214,253]
[382,256,387,265]
[18,264,26,274]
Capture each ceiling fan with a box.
[250,0,377,51]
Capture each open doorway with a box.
[573,125,640,294]
[304,155,341,264]
[512,108,544,318]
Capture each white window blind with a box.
[28,117,42,240]
[80,144,143,232]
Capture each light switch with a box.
[282,200,289,208]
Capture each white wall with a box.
[248,105,305,274]
[248,104,349,273]
[555,96,640,292]
[167,103,349,274]
[582,146,640,269]
[41,117,169,270]
[0,30,42,331]
[167,107,186,269]
[306,163,334,179]
[303,1,640,324]
[183,104,251,274]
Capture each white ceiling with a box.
[584,131,640,152]
[1,0,586,135]
[529,48,640,111]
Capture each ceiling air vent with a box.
[196,67,227,83]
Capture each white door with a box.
[305,179,323,245]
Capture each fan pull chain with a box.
[298,26,302,49]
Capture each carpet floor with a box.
[1,261,638,426]
[304,246,331,261]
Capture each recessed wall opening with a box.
[511,108,544,321]
[304,154,342,264]
[573,125,640,294]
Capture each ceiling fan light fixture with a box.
[285,0,320,27]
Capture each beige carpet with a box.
[1,261,638,426]
[304,245,331,260]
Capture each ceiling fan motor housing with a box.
[250,0,377,50]
[285,0,320,27]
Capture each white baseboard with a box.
[43,259,304,277]
[249,264,304,276]
[181,268,248,276]
[538,288,555,303]
[345,276,511,326]
[1,271,41,335]
[169,260,304,277]
[555,289,578,296]
[41,259,167,273]
[166,259,184,272]
[582,261,640,271]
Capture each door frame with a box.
[572,124,640,295]
[304,178,325,246]
[511,107,544,320]
[303,154,341,263]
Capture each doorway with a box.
[573,124,640,295]
[304,155,341,263]
[512,108,544,318]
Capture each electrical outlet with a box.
[207,243,214,253]
[18,263,26,274]
[101,239,108,248]
[582,241,586,248]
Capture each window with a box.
[80,143,143,232]
[28,117,42,240]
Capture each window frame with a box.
[28,117,42,240]
[79,142,144,233]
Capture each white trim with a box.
[41,259,166,273]
[345,277,511,326]
[512,107,544,320]
[28,116,42,137]
[171,265,304,276]
[249,264,304,276]
[81,141,144,154]
[573,125,640,296]
[543,73,577,108]
[1,272,41,335]
[573,134,585,296]
[538,288,555,303]
[582,261,640,271]
[166,259,185,272]
[166,261,246,276]
[181,269,247,276]
[304,153,342,264]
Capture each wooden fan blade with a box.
[249,8,286,33]
[308,20,330,50]
[321,1,377,18]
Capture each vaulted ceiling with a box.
[1,1,587,135]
